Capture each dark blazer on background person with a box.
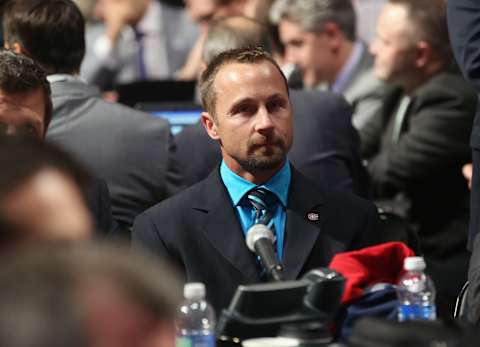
[84,178,116,235]
[132,166,380,313]
[46,77,180,228]
[173,89,369,197]
[447,0,480,250]
[360,68,476,258]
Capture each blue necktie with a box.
[247,188,272,226]
[246,188,279,280]
[246,187,277,249]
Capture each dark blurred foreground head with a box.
[0,241,181,347]
[0,135,93,246]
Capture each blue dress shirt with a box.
[220,161,291,261]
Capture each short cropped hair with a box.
[0,49,52,131]
[389,0,451,62]
[202,16,273,64]
[272,0,356,41]
[0,242,181,347]
[3,0,85,74]
[199,46,288,120]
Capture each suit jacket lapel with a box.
[282,168,327,279]
[193,169,259,281]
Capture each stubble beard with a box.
[243,136,287,170]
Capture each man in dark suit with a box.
[175,16,369,197]
[447,0,480,325]
[133,47,380,313]
[447,0,480,251]
[271,0,385,131]
[0,49,113,235]
[362,0,476,316]
[3,0,179,229]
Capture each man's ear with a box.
[414,41,432,69]
[4,42,25,55]
[201,111,220,140]
[323,21,342,49]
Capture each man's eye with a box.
[267,99,285,112]
[235,104,257,115]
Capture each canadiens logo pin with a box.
[307,212,319,221]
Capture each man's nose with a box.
[254,107,275,132]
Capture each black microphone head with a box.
[246,224,274,252]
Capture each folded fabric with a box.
[328,242,415,304]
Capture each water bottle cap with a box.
[184,282,206,299]
[404,256,426,271]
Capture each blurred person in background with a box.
[362,0,476,316]
[0,49,113,235]
[0,242,181,347]
[177,0,247,80]
[272,0,385,131]
[80,0,198,89]
[448,0,480,325]
[3,0,180,231]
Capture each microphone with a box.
[246,224,284,282]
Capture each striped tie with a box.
[247,188,273,226]
[246,188,278,278]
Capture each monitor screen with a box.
[151,109,201,135]
[136,102,202,135]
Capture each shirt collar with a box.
[47,74,86,84]
[220,161,291,207]
[331,40,365,93]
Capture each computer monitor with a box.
[137,102,202,135]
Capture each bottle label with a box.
[176,334,215,347]
[398,304,436,322]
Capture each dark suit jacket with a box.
[173,89,369,197]
[46,78,179,228]
[447,0,480,250]
[84,178,116,235]
[132,166,380,313]
[360,69,476,258]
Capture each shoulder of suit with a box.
[141,176,211,219]
[414,69,477,104]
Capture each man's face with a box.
[369,3,417,86]
[0,168,92,243]
[0,88,46,139]
[94,0,149,25]
[185,0,217,27]
[185,0,244,31]
[202,61,293,180]
[279,20,334,87]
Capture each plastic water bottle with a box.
[397,256,436,322]
[176,282,216,347]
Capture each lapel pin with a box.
[307,212,319,221]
